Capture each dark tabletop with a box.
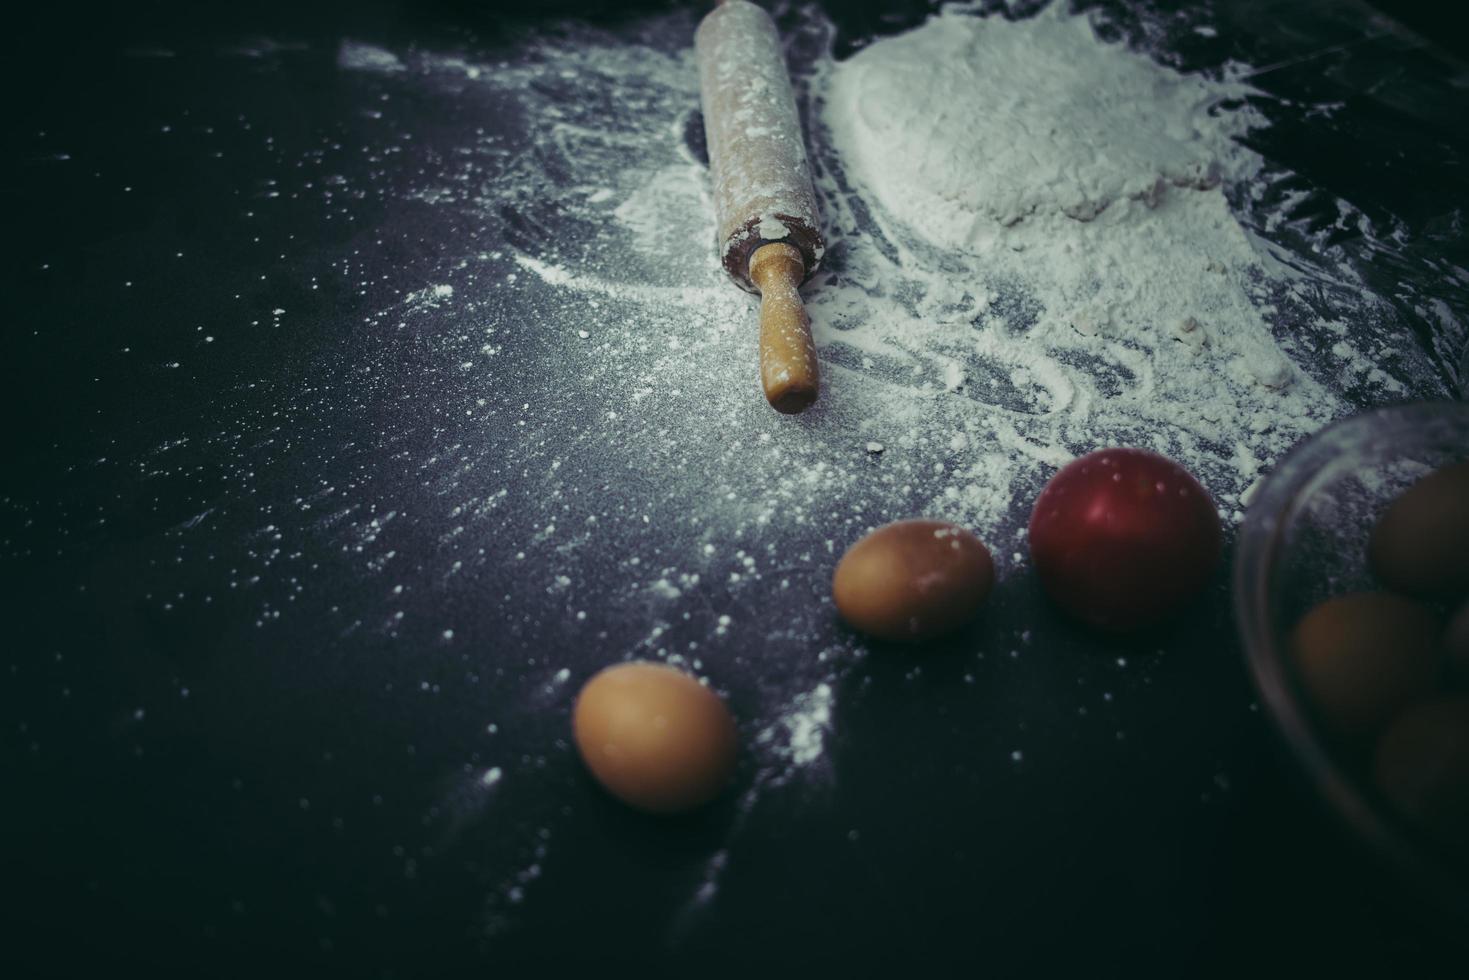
[4,1,1468,976]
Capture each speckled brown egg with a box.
[572,662,737,814]
[1290,592,1441,742]
[832,519,995,643]
[1368,460,1469,600]
[1372,695,1469,853]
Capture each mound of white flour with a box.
[809,1,1343,526]
[827,3,1261,238]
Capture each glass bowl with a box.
[1234,400,1469,920]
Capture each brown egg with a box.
[1289,592,1441,742]
[1447,600,1469,688]
[572,661,737,814]
[1368,460,1469,600]
[832,519,995,643]
[1372,696,1469,853]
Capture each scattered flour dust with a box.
[315,0,1436,925]
[758,681,835,771]
[507,0,1391,781]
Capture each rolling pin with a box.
[695,0,825,414]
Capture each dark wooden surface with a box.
[3,2,1466,975]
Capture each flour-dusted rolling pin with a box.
[696,0,825,414]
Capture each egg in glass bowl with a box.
[1234,401,1469,922]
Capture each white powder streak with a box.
[759,681,835,768]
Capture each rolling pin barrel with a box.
[696,0,825,413]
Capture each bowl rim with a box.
[1233,399,1469,917]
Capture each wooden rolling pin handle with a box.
[748,242,819,414]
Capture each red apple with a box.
[1029,448,1222,631]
